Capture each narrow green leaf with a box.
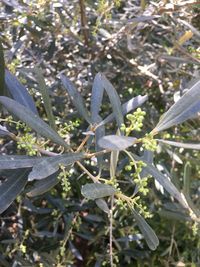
[91,73,104,123]
[98,95,148,127]
[81,183,116,200]
[158,210,191,221]
[23,198,52,214]
[0,169,29,214]
[69,241,83,261]
[0,40,5,96]
[28,153,84,181]
[0,96,68,148]
[98,135,137,151]
[110,150,119,178]
[157,139,200,150]
[60,74,92,124]
[140,150,154,178]
[183,162,191,196]
[0,155,45,169]
[5,70,38,115]
[182,163,200,216]
[101,73,124,129]
[165,148,183,165]
[134,150,154,196]
[154,80,200,132]
[95,198,110,213]
[132,153,188,209]
[157,101,200,131]
[95,115,105,169]
[27,173,59,197]
[132,209,159,250]
[121,95,148,115]
[34,66,56,130]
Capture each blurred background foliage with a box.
[0,0,200,266]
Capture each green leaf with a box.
[157,139,200,150]
[98,135,137,151]
[0,40,5,96]
[140,150,154,178]
[5,70,38,115]
[0,155,45,169]
[91,73,104,123]
[0,169,29,214]
[110,150,119,178]
[95,115,105,169]
[98,95,148,127]
[101,73,124,129]
[132,209,159,251]
[132,153,188,209]
[34,66,56,130]
[81,183,116,200]
[154,80,200,132]
[69,241,83,261]
[27,173,59,197]
[60,74,92,124]
[0,96,68,148]
[158,210,191,221]
[182,163,199,216]
[23,198,52,214]
[183,162,191,196]
[95,198,110,213]
[28,152,84,181]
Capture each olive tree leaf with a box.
[98,95,148,127]
[0,169,29,214]
[157,139,200,150]
[158,209,191,222]
[110,150,119,178]
[154,80,200,132]
[95,198,110,213]
[183,163,200,216]
[100,73,124,129]
[28,152,84,181]
[60,74,92,124]
[0,96,68,148]
[27,172,59,197]
[34,66,56,130]
[95,115,105,170]
[140,150,154,178]
[132,153,188,209]
[133,150,154,196]
[0,155,45,169]
[183,162,191,196]
[22,198,52,214]
[90,73,104,123]
[5,70,38,115]
[98,135,137,151]
[81,183,116,200]
[0,40,5,96]
[132,209,159,251]
[69,241,83,261]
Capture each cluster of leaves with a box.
[0,63,200,265]
[0,1,200,266]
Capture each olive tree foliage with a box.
[0,49,200,260]
[0,0,200,266]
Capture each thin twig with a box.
[109,196,114,267]
[76,134,91,152]
[79,0,89,46]
[76,161,99,182]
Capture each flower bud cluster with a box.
[121,108,146,135]
[141,133,157,151]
